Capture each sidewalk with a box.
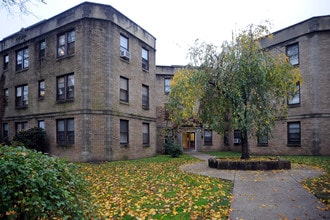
[182,151,329,220]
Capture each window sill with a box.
[38,97,45,101]
[120,144,129,148]
[257,144,268,147]
[57,143,74,147]
[15,68,29,73]
[142,105,149,110]
[143,145,150,148]
[56,99,74,104]
[56,54,75,61]
[204,143,213,146]
[120,57,130,63]
[120,101,129,105]
[142,68,149,73]
[15,106,28,110]
[287,144,301,147]
[288,103,301,108]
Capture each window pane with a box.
[67,31,75,43]
[67,119,74,131]
[39,81,45,97]
[165,79,171,93]
[17,51,22,64]
[16,87,22,97]
[142,48,148,60]
[120,35,128,49]
[288,83,300,105]
[58,35,66,46]
[23,86,28,105]
[38,120,45,129]
[67,74,74,99]
[120,77,128,90]
[286,44,299,65]
[40,41,46,50]
[57,120,65,131]
[142,85,149,106]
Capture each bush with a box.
[0,146,98,219]
[12,127,48,153]
[164,141,182,158]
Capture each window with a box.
[39,80,45,99]
[3,54,9,70]
[204,129,213,145]
[38,120,45,129]
[120,119,129,145]
[286,43,299,65]
[2,123,8,141]
[257,133,268,146]
[16,47,29,71]
[164,103,170,120]
[57,118,74,145]
[120,76,129,102]
[142,123,150,145]
[288,122,301,146]
[57,30,75,57]
[142,85,149,109]
[39,40,46,59]
[120,35,130,60]
[15,85,28,108]
[4,89,8,106]
[16,122,27,133]
[57,73,74,101]
[142,47,149,70]
[164,78,171,94]
[233,130,241,145]
[288,82,300,105]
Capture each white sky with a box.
[1,0,329,65]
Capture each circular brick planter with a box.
[208,158,291,170]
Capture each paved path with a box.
[181,151,329,220]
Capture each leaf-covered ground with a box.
[79,155,233,219]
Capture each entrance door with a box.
[182,132,195,151]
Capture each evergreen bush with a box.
[12,127,48,153]
[164,141,183,158]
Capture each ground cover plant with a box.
[79,155,233,219]
[208,151,330,207]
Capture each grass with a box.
[78,154,233,219]
[208,151,330,206]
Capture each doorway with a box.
[182,132,195,151]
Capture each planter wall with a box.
[208,158,291,170]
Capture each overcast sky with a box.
[1,0,329,65]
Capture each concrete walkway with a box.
[182,151,329,220]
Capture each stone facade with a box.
[0,2,157,161]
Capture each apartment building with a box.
[255,15,330,156]
[1,2,328,161]
[155,16,330,156]
[0,2,157,162]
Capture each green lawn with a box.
[79,154,233,219]
[208,151,330,206]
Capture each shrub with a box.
[12,127,48,153]
[0,146,98,219]
[164,141,182,158]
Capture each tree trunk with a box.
[241,129,250,159]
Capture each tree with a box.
[168,24,302,159]
[1,0,46,14]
